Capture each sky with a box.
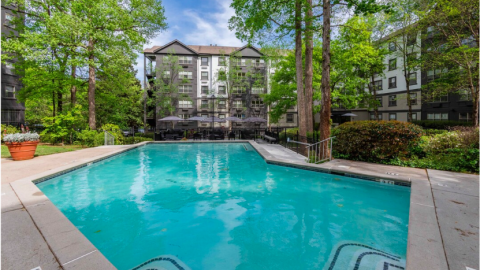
[134,0,244,86]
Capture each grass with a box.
[1,144,85,158]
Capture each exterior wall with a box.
[1,4,25,126]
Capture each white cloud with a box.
[182,0,243,46]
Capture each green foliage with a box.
[76,129,103,147]
[332,120,424,161]
[1,125,19,141]
[41,106,83,144]
[412,120,473,130]
[124,137,153,144]
[424,129,448,136]
[100,124,125,145]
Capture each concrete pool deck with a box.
[1,141,478,270]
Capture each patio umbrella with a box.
[341,113,357,117]
[243,117,267,123]
[225,116,244,122]
[186,116,206,121]
[158,116,184,129]
[201,116,226,123]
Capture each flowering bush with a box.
[421,127,479,154]
[3,132,40,143]
[332,120,424,161]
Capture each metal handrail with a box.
[306,136,335,164]
[104,131,115,146]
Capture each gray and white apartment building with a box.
[1,3,25,126]
[332,27,476,124]
[143,40,298,130]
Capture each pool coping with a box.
[9,140,447,270]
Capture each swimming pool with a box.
[37,143,410,270]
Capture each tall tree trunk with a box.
[57,92,62,113]
[71,65,77,107]
[295,0,306,143]
[88,38,96,130]
[319,0,331,144]
[370,74,378,120]
[304,0,314,133]
[52,89,56,119]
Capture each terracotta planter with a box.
[5,141,39,161]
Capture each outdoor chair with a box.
[228,132,235,140]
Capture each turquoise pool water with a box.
[37,143,410,270]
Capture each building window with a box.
[427,26,436,38]
[232,86,245,94]
[408,72,417,86]
[234,113,245,119]
[372,80,382,91]
[235,58,246,66]
[407,32,416,46]
[218,100,226,109]
[201,86,209,95]
[459,89,472,101]
[218,86,226,95]
[251,100,264,108]
[410,93,417,105]
[376,97,383,107]
[201,114,208,118]
[430,94,448,103]
[179,85,192,93]
[427,113,448,120]
[427,68,447,82]
[388,42,396,52]
[1,110,22,124]
[178,114,192,119]
[370,113,383,120]
[4,61,14,75]
[459,112,472,121]
[255,59,265,67]
[411,113,417,121]
[286,114,294,123]
[406,53,416,65]
[388,77,396,88]
[251,87,264,94]
[389,113,397,121]
[4,13,15,28]
[237,72,246,78]
[179,71,192,79]
[201,100,209,108]
[218,57,226,66]
[178,56,192,64]
[233,100,244,108]
[388,59,396,71]
[218,114,225,119]
[389,95,397,106]
[4,85,15,98]
[163,71,170,78]
[201,57,208,66]
[178,100,193,108]
[201,72,208,80]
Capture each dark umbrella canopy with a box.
[201,117,226,123]
[186,116,206,121]
[341,113,357,117]
[243,117,267,123]
[224,116,244,122]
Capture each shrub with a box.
[332,120,424,161]
[124,136,153,144]
[424,129,448,136]
[100,124,124,145]
[412,120,473,130]
[421,128,479,154]
[77,129,102,147]
[1,124,19,141]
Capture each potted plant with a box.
[3,132,40,161]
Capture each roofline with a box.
[152,39,199,54]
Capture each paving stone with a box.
[1,209,61,270]
[1,184,22,213]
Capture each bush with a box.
[1,124,19,141]
[412,120,473,130]
[100,124,124,145]
[77,129,102,147]
[124,136,153,144]
[421,128,479,154]
[424,129,448,136]
[332,120,424,161]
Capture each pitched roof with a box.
[143,41,261,55]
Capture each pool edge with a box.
[10,141,447,270]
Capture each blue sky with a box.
[135,0,244,85]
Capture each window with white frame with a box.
[255,59,265,67]
[218,100,226,108]
[201,72,208,80]
[388,95,397,106]
[201,86,209,95]
[218,86,226,95]
[179,71,192,79]
[459,112,472,121]
[218,57,226,66]
[427,113,448,120]
[4,61,14,75]
[179,85,192,93]
[235,58,246,66]
[237,72,246,78]
[163,71,170,78]
[251,100,264,108]
[178,114,192,119]
[427,68,447,82]
[408,72,417,86]
[232,86,245,94]
[218,114,225,119]
[286,114,294,123]
[389,113,397,121]
[4,85,15,98]
[201,57,208,66]
[233,100,244,108]
[430,93,448,102]
[201,114,208,118]
[370,113,383,120]
[459,89,472,101]
[411,113,417,121]
[410,93,418,105]
[388,42,396,51]
[388,77,396,88]
[4,13,14,28]
[201,100,209,108]
[251,87,264,94]
[178,100,193,108]
[178,56,192,64]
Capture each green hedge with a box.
[412,120,473,130]
[332,120,424,161]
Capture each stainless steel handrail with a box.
[306,136,335,164]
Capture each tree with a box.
[420,0,479,126]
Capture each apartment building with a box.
[1,3,25,126]
[143,40,298,130]
[332,26,475,124]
